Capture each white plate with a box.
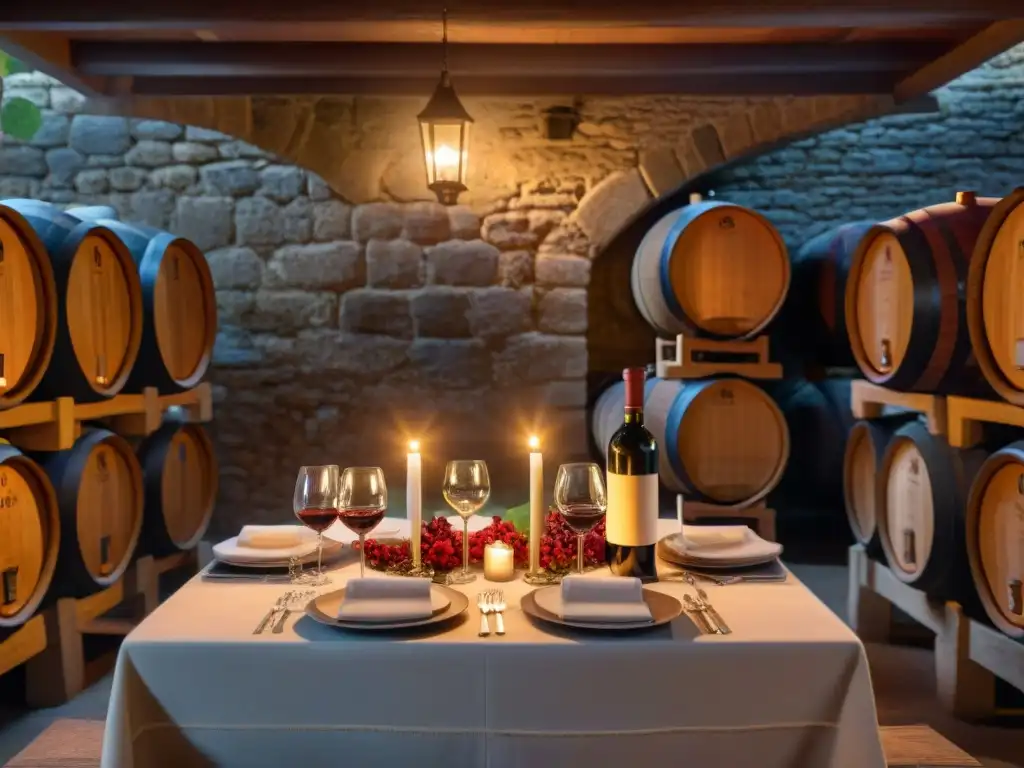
[657,538,779,570]
[660,529,782,563]
[215,543,346,569]
[213,534,342,565]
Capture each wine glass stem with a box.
[359,534,366,578]
[317,532,323,577]
[577,533,585,574]
[462,518,470,575]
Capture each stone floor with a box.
[1,546,1022,765]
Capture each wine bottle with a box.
[605,367,659,582]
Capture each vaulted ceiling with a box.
[2,1,1023,100]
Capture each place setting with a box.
[657,515,787,587]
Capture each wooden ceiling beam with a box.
[0,0,1019,30]
[72,41,949,79]
[0,30,104,96]
[894,20,1024,101]
[101,71,902,97]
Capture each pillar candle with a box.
[529,436,543,572]
[407,441,422,568]
[484,541,515,582]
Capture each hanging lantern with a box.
[418,9,473,206]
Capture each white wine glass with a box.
[554,463,607,575]
[442,460,490,585]
[338,467,387,579]
[293,465,340,587]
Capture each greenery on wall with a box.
[0,50,43,140]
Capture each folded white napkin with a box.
[337,578,433,622]
[559,576,653,623]
[237,525,313,550]
[681,525,748,550]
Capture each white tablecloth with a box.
[102,520,884,768]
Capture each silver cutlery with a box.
[492,590,506,636]
[686,575,731,635]
[477,591,492,636]
[272,590,315,634]
[682,595,715,634]
[254,591,294,635]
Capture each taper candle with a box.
[407,440,422,568]
[529,435,543,573]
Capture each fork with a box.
[477,591,492,636]
[272,590,315,634]
[686,575,731,635]
[491,590,506,636]
[254,591,293,635]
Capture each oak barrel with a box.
[845,192,997,394]
[33,429,144,597]
[0,203,59,407]
[0,443,59,629]
[787,222,872,369]
[136,422,218,556]
[965,442,1024,640]
[631,200,790,339]
[0,199,143,402]
[843,416,918,557]
[593,377,789,506]
[767,378,854,507]
[876,421,985,601]
[65,212,216,393]
[966,187,1024,405]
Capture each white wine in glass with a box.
[442,460,490,585]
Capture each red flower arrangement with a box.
[359,510,606,575]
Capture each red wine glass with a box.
[338,467,387,578]
[554,463,607,574]
[293,465,340,586]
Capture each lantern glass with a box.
[420,119,470,187]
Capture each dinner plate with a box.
[657,535,781,569]
[214,537,344,567]
[659,531,782,563]
[305,585,468,631]
[521,587,681,631]
[215,544,346,569]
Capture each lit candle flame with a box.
[528,435,540,451]
[409,439,420,453]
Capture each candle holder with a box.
[523,568,562,585]
[401,563,436,580]
[484,541,516,582]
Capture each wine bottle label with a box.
[606,472,659,547]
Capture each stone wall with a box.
[708,44,1024,250]
[2,69,895,530]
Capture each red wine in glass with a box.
[338,507,386,536]
[297,507,339,533]
[560,503,606,535]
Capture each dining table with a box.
[101,518,885,767]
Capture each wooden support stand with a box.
[848,545,1024,720]
[655,334,782,380]
[677,497,777,542]
[0,615,48,679]
[946,395,1024,448]
[23,550,199,707]
[850,380,946,435]
[0,383,213,451]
